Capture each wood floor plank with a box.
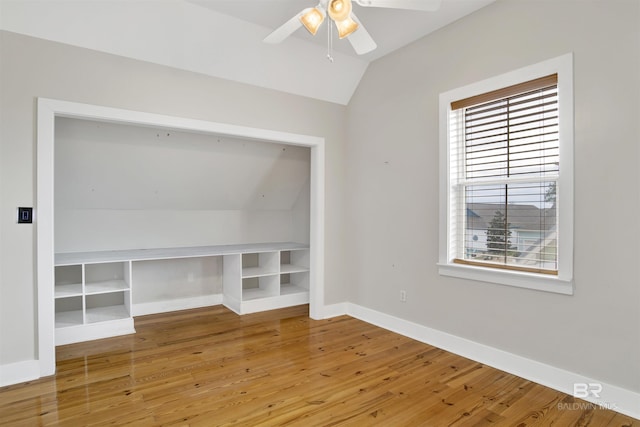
[0,304,636,426]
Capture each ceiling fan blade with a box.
[348,13,377,55]
[354,0,442,12]
[263,11,304,44]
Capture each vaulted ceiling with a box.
[0,0,495,104]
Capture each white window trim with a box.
[438,53,574,295]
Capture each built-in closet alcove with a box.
[55,118,311,254]
[37,98,325,377]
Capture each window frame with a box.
[438,54,574,295]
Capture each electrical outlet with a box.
[400,290,407,302]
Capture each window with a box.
[438,54,573,294]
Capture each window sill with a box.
[438,262,573,295]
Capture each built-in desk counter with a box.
[54,243,310,345]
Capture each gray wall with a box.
[0,30,348,365]
[345,0,640,392]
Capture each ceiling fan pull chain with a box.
[327,20,334,62]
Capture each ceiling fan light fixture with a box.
[328,0,352,22]
[300,7,325,35]
[334,17,359,38]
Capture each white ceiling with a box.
[189,0,495,62]
[0,0,495,104]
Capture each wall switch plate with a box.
[17,207,33,223]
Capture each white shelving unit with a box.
[54,242,310,344]
[54,260,133,345]
[242,251,279,302]
[222,245,310,315]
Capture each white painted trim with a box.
[231,294,310,315]
[222,295,242,315]
[308,141,325,320]
[437,262,574,295]
[56,318,135,346]
[320,302,349,319]
[0,360,41,387]
[438,53,574,294]
[343,303,640,420]
[132,294,224,317]
[44,98,324,147]
[35,98,325,385]
[36,100,56,377]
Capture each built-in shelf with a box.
[223,245,310,314]
[280,283,307,296]
[54,283,83,298]
[55,309,84,328]
[242,287,277,301]
[85,280,129,295]
[280,265,309,274]
[280,249,310,274]
[242,267,279,278]
[242,251,279,278]
[54,260,132,345]
[54,242,310,344]
[86,305,130,324]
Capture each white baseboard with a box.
[0,360,40,387]
[319,302,348,319]
[56,318,136,346]
[132,294,224,316]
[338,303,639,420]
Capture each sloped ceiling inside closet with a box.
[54,118,310,212]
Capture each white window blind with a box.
[450,74,559,275]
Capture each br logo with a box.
[573,383,602,398]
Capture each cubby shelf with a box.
[222,245,310,315]
[280,283,307,296]
[242,287,277,301]
[86,305,130,324]
[55,309,83,329]
[54,260,133,345]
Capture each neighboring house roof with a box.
[466,203,556,231]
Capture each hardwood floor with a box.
[0,305,636,426]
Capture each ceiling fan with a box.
[263,0,442,56]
